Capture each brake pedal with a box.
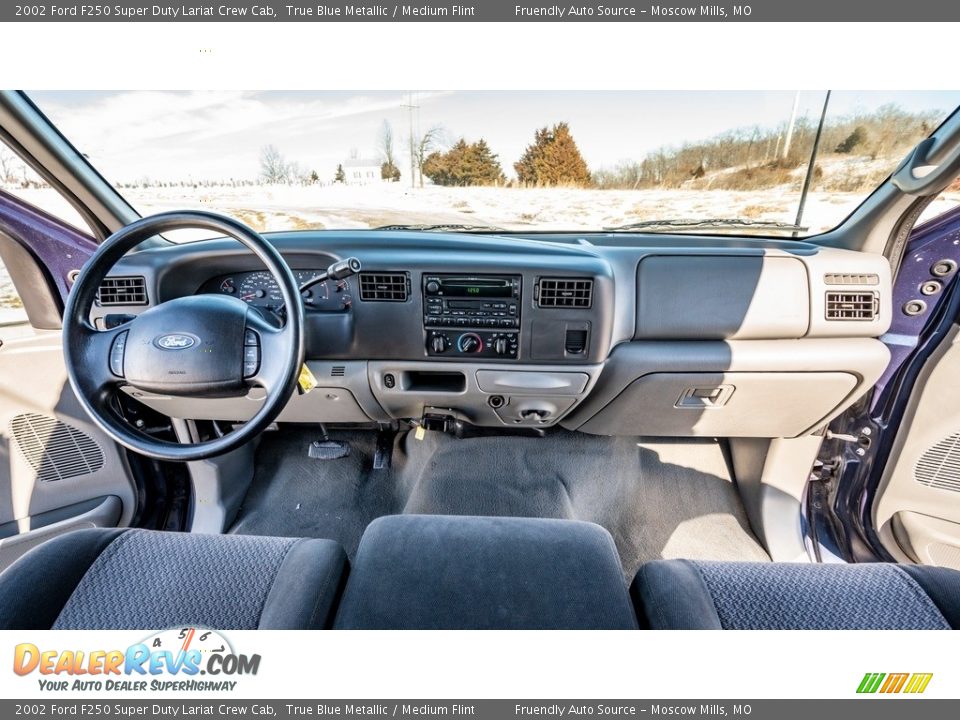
[308,440,350,460]
[307,424,351,460]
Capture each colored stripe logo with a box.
[857,672,933,694]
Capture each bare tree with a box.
[259,144,290,184]
[378,120,401,182]
[0,147,20,186]
[415,125,445,188]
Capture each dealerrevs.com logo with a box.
[857,673,933,694]
[13,628,260,692]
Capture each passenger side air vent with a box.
[9,413,105,482]
[96,276,147,306]
[536,278,593,308]
[359,272,410,302]
[916,432,960,493]
[825,291,878,321]
[824,273,880,286]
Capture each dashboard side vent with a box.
[96,276,147,306]
[825,291,878,321]
[916,432,960,493]
[537,278,593,308]
[330,366,346,377]
[824,273,880,286]
[9,413,105,482]
[359,272,409,302]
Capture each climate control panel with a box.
[426,329,519,359]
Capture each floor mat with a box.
[229,428,769,577]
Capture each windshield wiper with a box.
[373,223,504,233]
[603,218,807,234]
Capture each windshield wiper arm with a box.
[603,218,807,233]
[373,223,504,232]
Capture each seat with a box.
[0,528,348,630]
[632,559,960,630]
[334,514,637,629]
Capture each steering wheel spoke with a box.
[242,309,292,393]
[71,321,130,396]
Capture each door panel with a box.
[875,325,960,568]
[0,329,136,568]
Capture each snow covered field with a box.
[2,183,959,311]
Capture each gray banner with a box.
[2,700,958,718]
[5,0,960,22]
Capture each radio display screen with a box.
[442,281,513,298]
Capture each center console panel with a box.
[423,274,521,359]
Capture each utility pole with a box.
[782,91,800,163]
[401,92,419,189]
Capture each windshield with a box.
[27,90,960,238]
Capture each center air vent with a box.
[825,291,878,321]
[96,276,147,306]
[359,272,409,302]
[9,413,105,482]
[536,278,593,308]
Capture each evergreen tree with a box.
[423,138,505,186]
[334,164,346,183]
[514,122,591,187]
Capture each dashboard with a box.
[91,229,894,438]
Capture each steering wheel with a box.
[63,211,304,462]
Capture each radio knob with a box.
[431,335,449,353]
[458,333,482,353]
[426,280,441,294]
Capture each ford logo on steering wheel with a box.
[154,333,199,350]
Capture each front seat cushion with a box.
[632,559,960,630]
[0,528,348,630]
[334,514,637,629]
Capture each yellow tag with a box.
[297,364,318,394]
[414,425,426,441]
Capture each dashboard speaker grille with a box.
[96,276,147,306]
[825,291,877,320]
[9,413,105,482]
[537,278,593,308]
[915,432,960,493]
[359,272,409,301]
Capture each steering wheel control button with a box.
[243,332,261,378]
[109,330,129,377]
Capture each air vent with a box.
[916,432,960,493]
[537,278,593,308]
[96,276,147,306]
[330,366,346,377]
[9,413,105,482]
[825,291,878,321]
[359,272,409,302]
[824,273,880,286]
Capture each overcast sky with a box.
[29,90,960,183]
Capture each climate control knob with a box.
[457,333,483,353]
[494,337,509,355]
[431,334,449,353]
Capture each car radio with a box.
[423,274,521,358]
